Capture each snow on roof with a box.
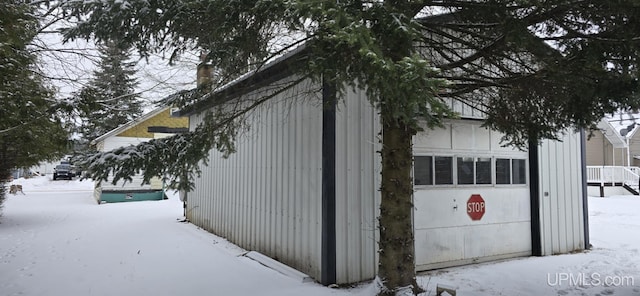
[603,112,640,139]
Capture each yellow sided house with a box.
[91,106,189,203]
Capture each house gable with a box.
[117,108,188,138]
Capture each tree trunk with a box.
[377,116,420,295]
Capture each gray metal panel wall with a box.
[187,77,324,280]
[538,132,586,255]
[334,87,381,284]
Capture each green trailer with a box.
[99,189,166,203]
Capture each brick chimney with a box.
[197,52,213,89]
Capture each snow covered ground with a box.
[1,176,638,296]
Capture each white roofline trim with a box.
[596,118,627,148]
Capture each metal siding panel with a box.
[348,97,362,281]
[555,140,569,253]
[231,143,238,241]
[565,134,577,251]
[576,135,584,247]
[547,140,560,254]
[567,133,585,250]
[239,137,246,246]
[333,88,379,284]
[273,108,281,258]
[538,132,586,255]
[235,140,241,244]
[244,137,251,246]
[258,118,266,252]
[250,125,257,250]
[577,133,586,248]
[311,104,322,279]
[334,93,350,283]
[361,93,380,281]
[297,100,305,265]
[334,98,348,282]
[275,108,283,261]
[276,112,284,257]
[286,106,295,264]
[185,77,324,280]
[563,134,575,252]
[575,134,586,249]
[271,113,278,258]
[570,133,586,250]
[539,144,552,255]
[300,105,310,273]
[209,147,215,232]
[371,97,382,278]
[220,144,227,235]
[265,108,273,256]
[276,115,283,258]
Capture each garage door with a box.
[413,120,532,270]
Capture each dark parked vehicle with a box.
[53,164,74,180]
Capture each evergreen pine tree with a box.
[1,0,69,210]
[75,41,143,143]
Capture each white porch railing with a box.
[586,166,640,191]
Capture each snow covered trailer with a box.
[91,107,189,204]
[177,49,589,285]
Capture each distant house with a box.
[585,114,640,196]
[175,47,589,285]
[91,106,189,203]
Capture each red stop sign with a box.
[467,194,485,221]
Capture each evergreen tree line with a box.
[0,1,143,210]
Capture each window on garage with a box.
[476,157,492,184]
[496,158,511,184]
[457,157,474,185]
[457,157,492,185]
[415,155,526,186]
[414,156,433,185]
[413,156,453,185]
[495,158,527,185]
[434,156,453,185]
[512,159,527,184]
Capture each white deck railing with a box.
[586,166,640,190]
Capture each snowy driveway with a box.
[0,177,349,296]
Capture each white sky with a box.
[34,20,198,112]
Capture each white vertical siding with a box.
[334,87,381,284]
[187,77,324,280]
[538,132,586,255]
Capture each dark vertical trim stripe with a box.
[579,129,591,249]
[321,78,337,285]
[529,140,543,256]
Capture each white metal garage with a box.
[178,49,589,285]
